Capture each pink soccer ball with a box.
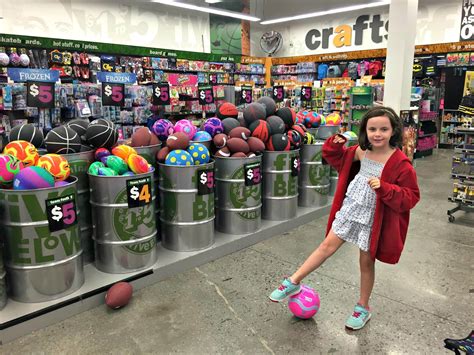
[174,120,197,140]
[288,284,320,319]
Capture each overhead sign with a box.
[97,72,137,84]
[460,0,474,41]
[7,68,59,83]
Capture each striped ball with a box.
[86,118,118,149]
[45,126,82,154]
[13,166,55,190]
[9,123,44,148]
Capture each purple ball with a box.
[202,117,224,137]
[192,131,212,142]
[174,120,197,140]
[152,119,174,141]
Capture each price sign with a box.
[273,85,284,102]
[126,177,152,208]
[240,86,253,105]
[197,168,214,195]
[300,86,312,102]
[291,156,300,177]
[27,81,55,108]
[198,85,214,105]
[244,162,262,186]
[45,194,78,232]
[152,82,170,105]
[102,83,124,107]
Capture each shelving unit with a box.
[348,86,373,135]
[439,109,473,148]
[447,128,474,222]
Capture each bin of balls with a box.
[0,244,6,310]
[157,127,215,252]
[0,141,84,303]
[87,143,157,274]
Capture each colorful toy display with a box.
[288,285,320,319]
[3,140,39,167]
[36,154,71,181]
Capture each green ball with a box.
[105,155,128,175]
[97,167,117,176]
[88,161,105,175]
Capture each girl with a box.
[269,107,420,330]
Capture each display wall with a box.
[0,0,211,53]
[250,0,462,57]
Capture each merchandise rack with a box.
[447,128,474,222]
[0,203,331,344]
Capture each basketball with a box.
[174,120,197,140]
[104,155,129,175]
[187,143,210,165]
[216,102,238,119]
[257,96,277,117]
[275,107,294,129]
[222,117,240,135]
[95,147,111,162]
[66,119,89,138]
[243,103,266,126]
[3,140,39,167]
[288,284,320,319]
[86,118,118,149]
[267,115,286,135]
[0,154,24,187]
[36,154,71,181]
[131,127,153,147]
[45,126,82,154]
[13,166,55,190]
[151,119,174,141]
[112,145,137,162]
[266,134,290,151]
[9,123,44,148]
[165,149,194,166]
[201,118,223,137]
[249,120,271,142]
[128,154,150,174]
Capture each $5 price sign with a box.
[244,162,262,186]
[197,169,214,195]
[27,81,55,108]
[127,177,152,208]
[46,194,78,232]
[198,86,214,105]
[153,83,170,105]
[291,156,301,177]
[273,86,284,102]
[300,86,312,102]
[102,83,124,107]
[240,86,253,105]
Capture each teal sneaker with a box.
[345,304,371,330]
[269,278,301,302]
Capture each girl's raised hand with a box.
[368,177,381,190]
[332,134,346,144]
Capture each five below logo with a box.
[305,14,388,50]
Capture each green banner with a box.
[0,33,241,63]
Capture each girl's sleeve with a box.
[376,162,420,213]
[322,134,347,172]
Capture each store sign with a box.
[102,83,124,107]
[197,168,215,195]
[273,86,284,102]
[460,0,474,41]
[300,86,312,102]
[152,83,170,105]
[27,81,55,108]
[126,177,152,208]
[240,86,253,105]
[45,194,78,232]
[305,14,388,50]
[97,72,137,84]
[198,85,214,105]
[8,68,59,83]
[244,162,262,186]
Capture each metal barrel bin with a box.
[329,168,338,196]
[0,244,7,310]
[62,147,95,264]
[215,155,262,234]
[298,142,330,207]
[159,161,215,251]
[89,170,157,274]
[316,125,340,140]
[262,150,300,220]
[0,178,84,303]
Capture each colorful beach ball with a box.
[13,166,55,190]
[192,131,212,142]
[36,154,70,181]
[3,140,39,167]
[325,113,342,126]
[165,149,194,166]
[187,143,210,165]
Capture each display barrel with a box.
[317,125,339,140]
[0,178,84,303]
[62,148,95,264]
[262,150,300,220]
[298,143,330,207]
[0,244,7,309]
[329,168,338,196]
[159,161,215,251]
[89,171,157,274]
[215,155,262,234]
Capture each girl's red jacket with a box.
[322,136,420,264]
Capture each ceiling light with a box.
[260,0,390,25]
[151,0,260,22]
[205,0,222,3]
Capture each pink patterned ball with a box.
[174,120,197,140]
[288,284,320,319]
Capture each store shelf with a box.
[451,173,474,181]
[449,197,474,206]
[456,128,474,135]
[454,147,474,154]
[0,203,331,344]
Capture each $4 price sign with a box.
[244,162,262,186]
[300,86,312,102]
[273,86,284,102]
[240,86,253,105]
[27,81,55,108]
[291,156,300,177]
[153,83,170,105]
[46,194,78,232]
[127,177,152,208]
[197,169,214,195]
[198,85,214,105]
[102,83,124,107]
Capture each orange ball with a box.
[36,154,70,181]
[3,140,39,167]
[112,144,137,162]
[127,153,150,174]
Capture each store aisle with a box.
[3,149,473,354]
